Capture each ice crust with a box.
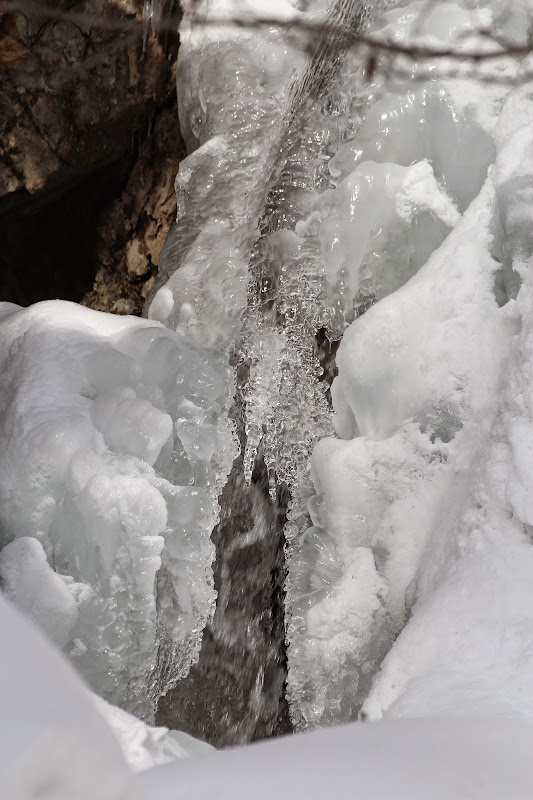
[0,301,235,718]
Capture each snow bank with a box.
[94,695,213,772]
[0,300,235,717]
[140,716,533,800]
[0,593,135,800]
[361,122,533,721]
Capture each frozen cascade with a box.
[0,301,236,719]
[1,0,533,763]
[147,0,397,742]
[147,0,514,735]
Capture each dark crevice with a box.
[314,326,340,406]
[0,155,134,307]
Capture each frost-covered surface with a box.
[286,0,533,729]
[0,300,235,718]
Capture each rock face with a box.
[0,0,183,312]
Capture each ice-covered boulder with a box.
[0,300,235,718]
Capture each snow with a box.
[94,695,213,772]
[0,300,236,718]
[0,593,134,800]
[361,122,533,722]
[140,716,533,800]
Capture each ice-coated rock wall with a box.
[0,301,235,718]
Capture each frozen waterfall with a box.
[146,0,533,736]
[3,0,533,770]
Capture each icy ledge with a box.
[0,301,236,718]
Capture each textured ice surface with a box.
[0,301,235,718]
[286,0,533,729]
[146,0,309,348]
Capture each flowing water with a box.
[148,0,529,742]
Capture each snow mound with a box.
[94,695,213,773]
[0,593,135,800]
[140,716,533,800]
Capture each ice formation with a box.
[5,0,533,784]
[285,0,533,730]
[146,0,312,348]
[140,0,533,734]
[0,301,235,718]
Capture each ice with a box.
[146,0,310,349]
[0,300,236,719]
[286,0,533,729]
[328,86,496,214]
[298,159,459,323]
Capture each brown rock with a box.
[0,0,183,312]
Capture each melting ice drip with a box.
[286,0,533,729]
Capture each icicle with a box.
[142,0,152,53]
